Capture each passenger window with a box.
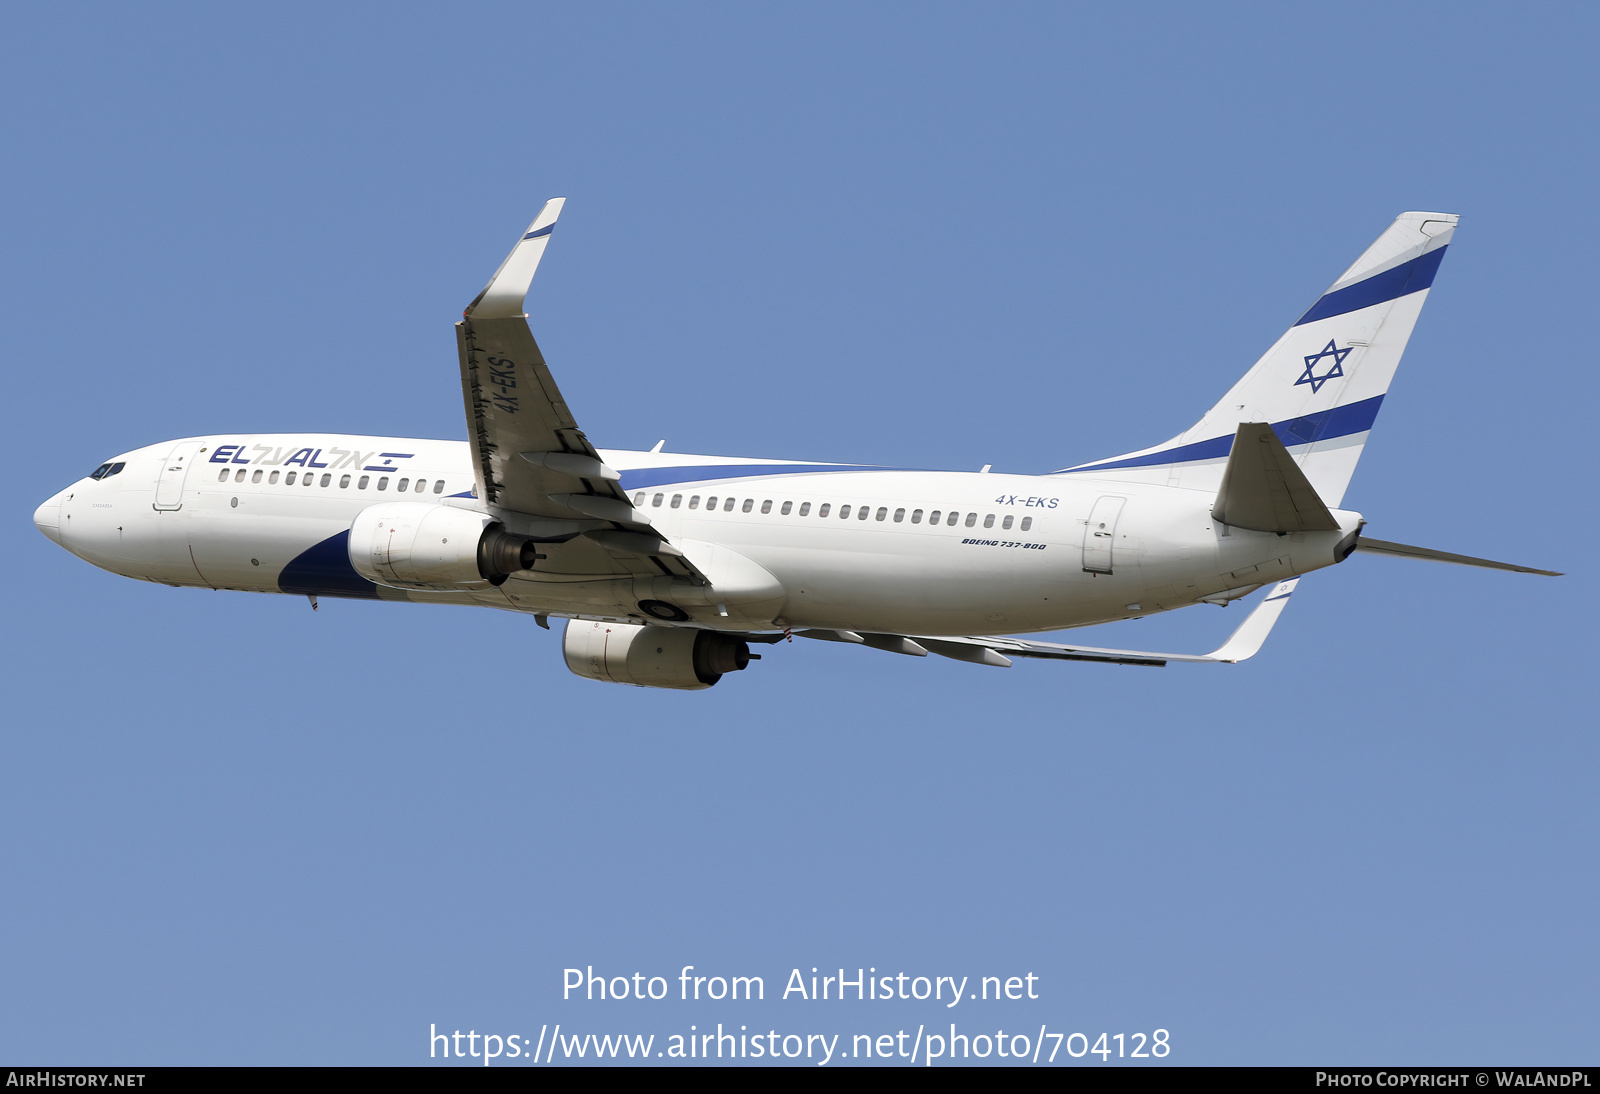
[705,496,718,510]
[414,479,426,493]
[929,510,940,524]
[433,480,444,494]
[671,494,682,508]
[799,502,811,516]
[1020,516,1032,531]
[839,504,851,518]
[358,475,370,489]
[1002,514,1013,530]
[377,476,387,490]
[780,501,792,515]
[723,497,735,511]
[235,469,246,482]
[893,508,905,522]
[285,471,297,485]
[339,474,351,489]
[398,478,410,492]
[305,474,315,487]
[251,470,263,483]
[948,512,960,526]
[876,507,887,521]
[218,469,229,482]
[268,471,280,484]
[760,500,772,514]
[741,498,753,513]
[818,503,830,517]
[689,495,700,509]
[634,492,646,506]
[983,514,994,528]
[964,512,977,527]
[320,474,332,487]
[858,506,870,520]
[652,493,664,507]
[911,509,923,524]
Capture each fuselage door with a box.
[1081,495,1127,574]
[153,440,203,511]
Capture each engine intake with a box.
[348,502,542,591]
[563,620,751,690]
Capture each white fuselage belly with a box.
[47,433,1359,636]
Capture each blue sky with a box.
[2,2,1595,1066]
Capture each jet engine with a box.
[562,619,752,690]
[348,502,542,591]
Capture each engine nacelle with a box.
[562,620,751,690]
[348,502,542,591]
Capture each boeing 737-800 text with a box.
[33,203,1558,688]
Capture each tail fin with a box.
[1060,211,1457,506]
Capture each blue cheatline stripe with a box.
[522,225,554,240]
[1062,394,1385,473]
[1294,246,1447,326]
[279,530,381,600]
[617,463,900,491]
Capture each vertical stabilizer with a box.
[1060,212,1457,506]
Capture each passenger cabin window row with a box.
[216,468,447,493]
[630,491,1033,532]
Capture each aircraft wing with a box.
[457,200,702,580]
[797,579,1301,668]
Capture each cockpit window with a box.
[88,462,125,480]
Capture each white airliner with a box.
[33,203,1559,689]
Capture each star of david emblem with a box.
[1295,339,1353,393]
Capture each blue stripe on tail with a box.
[1063,394,1385,474]
[1294,247,1446,326]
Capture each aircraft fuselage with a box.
[35,432,1359,636]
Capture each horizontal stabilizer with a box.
[1212,423,1340,533]
[1354,537,1562,576]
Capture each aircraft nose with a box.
[33,490,66,545]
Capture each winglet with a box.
[1205,579,1299,662]
[465,198,566,319]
